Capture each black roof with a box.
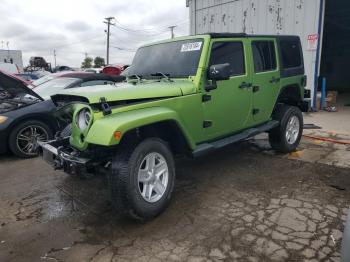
[201,32,300,39]
[59,73,125,82]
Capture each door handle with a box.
[270,77,280,83]
[239,82,252,89]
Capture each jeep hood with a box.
[51,80,195,105]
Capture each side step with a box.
[192,120,279,158]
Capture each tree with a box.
[94,56,105,68]
[81,57,93,69]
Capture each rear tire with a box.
[269,105,303,153]
[108,138,175,221]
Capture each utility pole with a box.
[168,25,177,39]
[104,17,115,65]
[53,49,57,67]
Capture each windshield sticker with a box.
[181,42,202,52]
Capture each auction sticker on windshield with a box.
[181,42,202,52]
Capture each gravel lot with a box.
[0,139,349,262]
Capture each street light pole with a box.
[168,25,177,39]
[53,49,57,68]
[104,17,115,65]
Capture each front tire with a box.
[9,120,53,158]
[108,138,175,221]
[269,105,303,153]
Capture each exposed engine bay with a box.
[0,88,38,113]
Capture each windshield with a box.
[32,74,56,86]
[127,39,204,78]
[33,77,79,99]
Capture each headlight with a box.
[76,108,92,131]
[0,116,8,124]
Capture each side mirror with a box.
[208,63,231,81]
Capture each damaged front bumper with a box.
[38,138,92,176]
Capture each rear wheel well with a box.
[120,121,191,156]
[274,85,303,112]
[9,115,57,135]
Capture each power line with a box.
[110,45,136,52]
[112,19,189,36]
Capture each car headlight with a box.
[76,108,92,131]
[0,116,8,124]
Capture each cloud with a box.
[65,21,90,32]
[0,0,189,67]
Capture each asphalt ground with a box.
[0,139,349,262]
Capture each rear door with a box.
[203,38,253,140]
[249,39,280,124]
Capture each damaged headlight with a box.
[76,108,92,131]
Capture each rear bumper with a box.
[39,138,91,175]
[301,100,311,112]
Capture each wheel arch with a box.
[274,84,303,113]
[120,120,194,156]
[7,113,58,136]
[85,107,196,152]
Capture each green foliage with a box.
[94,56,105,68]
[81,57,93,69]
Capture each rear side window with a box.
[252,41,277,72]
[280,39,302,68]
[209,42,245,76]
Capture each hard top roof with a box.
[201,32,300,39]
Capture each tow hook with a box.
[53,158,63,170]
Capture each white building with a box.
[186,0,349,108]
[0,49,24,72]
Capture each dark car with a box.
[0,71,58,158]
[52,65,75,73]
[29,57,49,68]
[15,73,39,82]
[0,71,125,158]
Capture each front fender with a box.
[85,107,196,149]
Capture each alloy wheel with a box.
[285,115,300,145]
[16,125,49,156]
[137,152,169,203]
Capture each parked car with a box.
[0,71,125,158]
[29,57,49,68]
[52,65,75,73]
[0,62,20,74]
[15,73,39,82]
[39,33,308,221]
[0,70,58,158]
[33,73,125,99]
[83,68,102,73]
[102,64,129,76]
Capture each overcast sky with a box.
[0,0,189,68]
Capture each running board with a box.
[192,120,279,157]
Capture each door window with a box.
[252,41,277,72]
[209,42,245,76]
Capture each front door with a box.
[249,39,281,124]
[203,39,253,140]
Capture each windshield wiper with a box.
[151,72,173,82]
[128,74,143,82]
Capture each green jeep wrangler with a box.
[40,33,309,221]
